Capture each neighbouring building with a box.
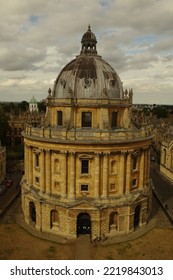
[29,96,39,113]
[160,126,173,182]
[0,141,6,184]
[21,26,152,241]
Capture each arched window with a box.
[50,210,59,229]
[109,211,118,231]
[111,160,117,174]
[54,159,60,174]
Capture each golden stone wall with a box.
[21,120,152,240]
[160,139,173,182]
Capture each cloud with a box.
[0,0,173,104]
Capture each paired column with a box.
[61,151,67,198]
[125,151,132,194]
[94,153,100,198]
[139,150,144,189]
[118,152,125,194]
[146,148,150,185]
[45,149,51,194]
[28,146,33,186]
[69,152,75,200]
[25,145,29,183]
[102,153,109,198]
[144,149,148,186]
[40,149,45,193]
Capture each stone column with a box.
[40,149,45,193]
[94,153,100,198]
[28,146,33,186]
[61,151,67,198]
[146,148,150,185]
[119,152,126,194]
[25,145,29,184]
[69,152,75,200]
[45,149,51,194]
[102,153,109,198]
[125,151,132,194]
[139,150,144,189]
[144,149,147,186]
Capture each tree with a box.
[152,106,168,119]
[19,101,29,112]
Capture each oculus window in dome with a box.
[53,26,123,100]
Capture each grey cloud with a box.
[0,47,46,71]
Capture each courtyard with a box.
[0,195,173,260]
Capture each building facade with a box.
[0,142,6,184]
[29,96,38,113]
[160,126,173,182]
[21,26,152,241]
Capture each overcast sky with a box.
[0,0,173,104]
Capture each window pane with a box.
[111,112,118,128]
[57,111,63,125]
[82,112,92,127]
[81,184,88,191]
[35,154,39,167]
[81,160,89,174]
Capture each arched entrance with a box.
[77,213,91,236]
[134,205,141,228]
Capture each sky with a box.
[0,0,173,104]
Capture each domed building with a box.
[21,26,152,241]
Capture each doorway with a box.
[134,205,141,228]
[77,213,91,236]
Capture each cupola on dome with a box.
[53,26,123,100]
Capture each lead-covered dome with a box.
[53,26,123,99]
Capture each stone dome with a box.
[52,26,123,99]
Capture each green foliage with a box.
[152,106,168,119]
[19,101,29,112]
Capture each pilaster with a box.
[102,153,109,198]
[45,149,51,194]
[125,151,132,193]
[28,146,33,186]
[40,149,45,193]
[61,151,67,198]
[139,150,144,189]
[119,152,126,194]
[68,152,75,200]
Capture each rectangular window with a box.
[133,156,138,170]
[57,111,63,126]
[35,176,40,184]
[82,112,92,127]
[81,159,89,174]
[111,112,118,128]
[35,154,39,167]
[132,178,137,188]
[81,184,88,192]
[110,183,116,191]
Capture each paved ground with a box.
[74,235,92,260]
[150,162,173,224]
[1,163,173,260]
[0,172,22,215]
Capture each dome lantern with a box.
[80,25,97,55]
